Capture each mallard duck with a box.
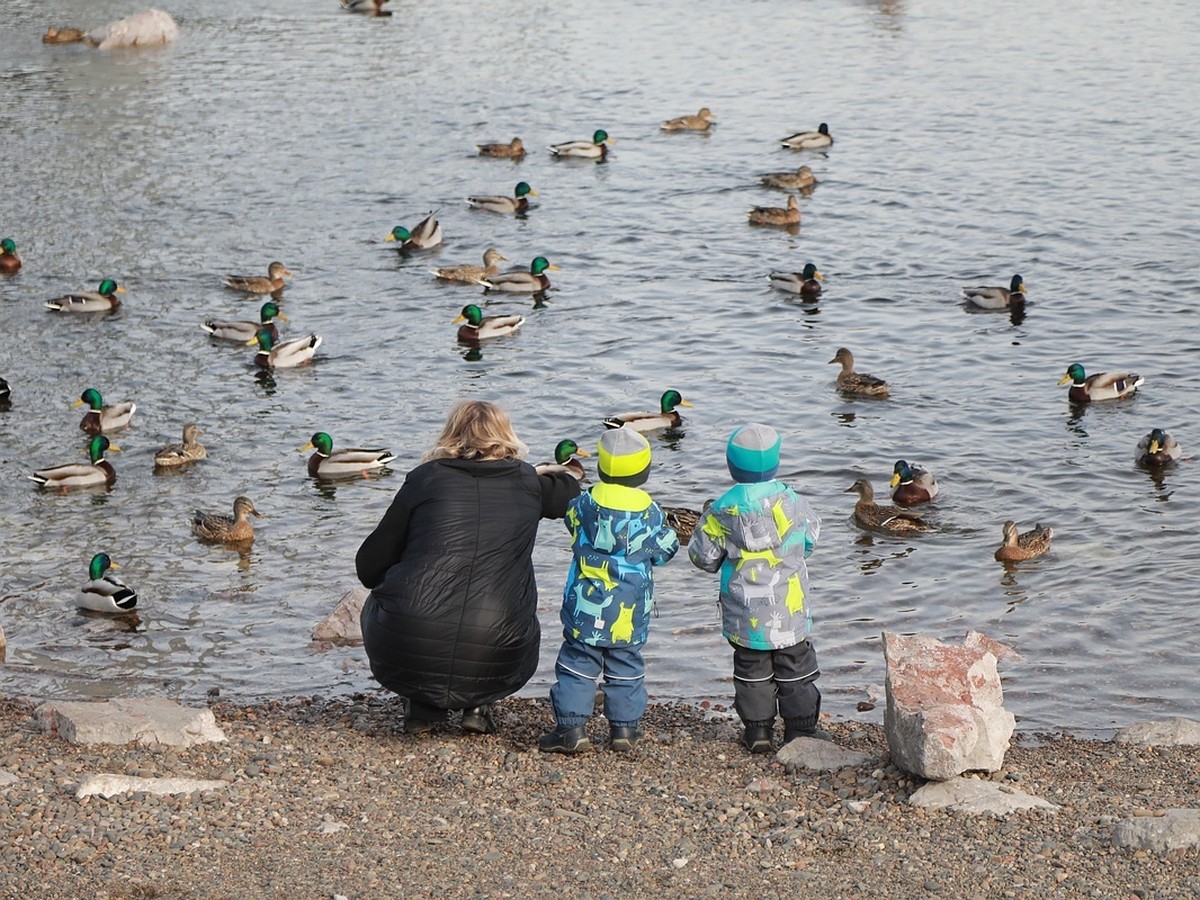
[768,263,823,299]
[845,479,932,534]
[962,274,1026,309]
[890,460,939,506]
[480,256,559,293]
[29,435,119,489]
[780,123,832,150]
[73,387,136,434]
[78,553,137,613]
[1136,428,1182,467]
[299,431,396,479]
[42,26,89,43]
[0,238,21,274]
[43,10,179,49]
[476,137,525,159]
[603,390,693,431]
[467,181,537,214]
[454,304,525,342]
[829,348,889,399]
[1058,363,1143,403]
[0,377,10,404]
[154,423,206,468]
[661,108,716,132]
[994,520,1053,562]
[663,506,701,543]
[534,439,591,480]
[201,300,287,343]
[341,0,391,15]
[748,194,800,226]
[193,496,261,544]
[759,165,817,191]
[45,279,126,312]
[247,328,322,369]
[431,248,507,284]
[548,129,614,160]
[223,261,291,294]
[386,211,443,251]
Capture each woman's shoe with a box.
[538,725,591,754]
[461,705,498,735]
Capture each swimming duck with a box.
[1058,363,1143,403]
[548,129,614,160]
[454,304,525,342]
[341,0,391,15]
[661,108,716,132]
[223,262,291,294]
[45,279,126,313]
[193,496,261,545]
[467,182,537,214]
[299,431,396,479]
[73,387,136,434]
[1136,428,1182,467]
[78,553,138,613]
[780,123,833,150]
[845,478,932,534]
[29,435,119,489]
[430,248,507,284]
[248,328,322,369]
[201,300,287,343]
[759,166,817,191]
[994,520,1053,562]
[0,377,10,405]
[0,238,20,274]
[476,137,525,159]
[962,274,1026,310]
[829,348,889,399]
[748,195,800,227]
[154,423,206,468]
[603,390,693,431]
[386,212,443,251]
[890,460,939,506]
[480,256,559,293]
[663,506,702,543]
[43,10,179,49]
[768,263,823,299]
[534,439,591,481]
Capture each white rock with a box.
[76,773,228,799]
[312,586,368,646]
[0,770,18,787]
[910,777,1059,816]
[776,737,873,773]
[1114,717,1200,747]
[1113,809,1200,853]
[671,858,688,869]
[35,698,227,747]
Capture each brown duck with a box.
[845,479,932,534]
[829,348,889,398]
[193,496,262,544]
[994,521,1053,561]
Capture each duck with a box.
[1058,363,1143,403]
[845,478,932,534]
[467,182,537,214]
[341,0,391,15]
[45,279,126,313]
[768,263,823,299]
[154,423,206,468]
[223,261,291,294]
[962,274,1026,310]
[549,129,614,160]
[829,348,889,399]
[480,256,559,293]
[534,439,591,481]
[663,506,702,543]
[201,300,287,343]
[193,496,261,545]
[661,108,716,132]
[300,431,396,479]
[385,212,443,251]
[247,328,322,369]
[759,165,817,191]
[430,248,507,284]
[1136,428,1182,467]
[780,123,833,150]
[0,238,21,274]
[603,390,693,431]
[29,435,119,489]
[454,304,525,342]
[476,137,525,159]
[748,195,800,227]
[43,9,179,49]
[78,553,138,613]
[0,377,10,405]
[994,520,1053,562]
[73,387,136,434]
[890,460,939,506]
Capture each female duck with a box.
[994,520,1053,562]
[759,166,817,191]
[1136,428,1182,467]
[454,304,525,342]
[476,137,525,159]
[154,423,206,468]
[845,478,932,534]
[29,435,119,489]
[341,0,391,15]
[193,496,262,545]
[549,129,614,160]
[962,274,1026,309]
[748,195,800,227]
[386,212,443,251]
[202,300,287,343]
[45,279,126,313]
[663,506,701,543]
[74,387,136,434]
[534,439,591,481]
[603,390,693,431]
[431,248,507,284]
[768,263,823,299]
[661,108,715,132]
[223,261,291,294]
[78,553,138,613]
[0,238,21,274]
[248,328,322,369]
[480,256,559,293]
[890,460,939,506]
[780,123,832,150]
[1058,363,1143,403]
[299,431,396,479]
[829,348,889,399]
[467,182,537,214]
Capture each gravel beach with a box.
[2,693,1198,899]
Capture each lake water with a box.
[2,0,1199,735]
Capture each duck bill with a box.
[71,398,85,409]
[889,474,901,487]
[575,448,592,457]
[275,311,290,322]
[679,400,694,408]
[298,441,315,452]
[1056,375,1072,385]
[384,233,398,242]
[547,264,562,271]
[115,285,128,294]
[453,314,467,324]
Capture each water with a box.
[2,0,1199,734]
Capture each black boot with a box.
[741,722,775,754]
[609,725,643,752]
[461,705,497,735]
[538,725,591,754]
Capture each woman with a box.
[356,400,581,734]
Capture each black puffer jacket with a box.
[356,457,580,710]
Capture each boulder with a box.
[76,774,228,800]
[1114,717,1200,747]
[909,777,1058,816]
[35,698,226,747]
[1113,809,1200,853]
[312,586,368,646]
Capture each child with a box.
[539,428,679,754]
[688,423,826,753]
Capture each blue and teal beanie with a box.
[727,423,781,483]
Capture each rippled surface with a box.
[2,0,1199,733]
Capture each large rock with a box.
[910,777,1059,816]
[35,698,226,747]
[1114,717,1200,747]
[76,774,228,800]
[883,630,1017,781]
[312,586,368,646]
[1113,809,1200,853]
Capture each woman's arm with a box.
[355,484,415,589]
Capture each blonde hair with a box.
[423,400,528,462]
